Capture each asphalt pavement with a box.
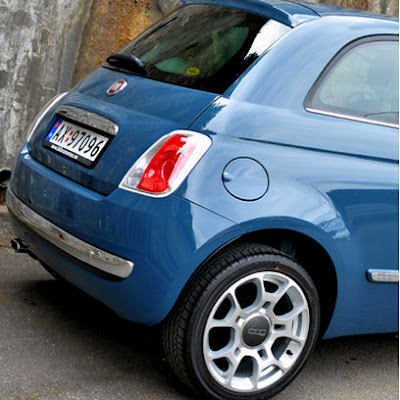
[0,205,398,400]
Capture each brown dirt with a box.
[71,0,163,86]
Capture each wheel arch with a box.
[196,227,338,337]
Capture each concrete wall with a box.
[0,0,397,169]
[71,0,163,85]
[0,0,92,168]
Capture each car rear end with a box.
[6,2,298,324]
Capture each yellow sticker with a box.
[186,67,200,76]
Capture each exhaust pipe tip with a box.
[0,168,11,189]
[10,238,30,254]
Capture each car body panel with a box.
[29,69,217,195]
[174,129,398,337]
[9,147,243,324]
[180,17,399,337]
[225,16,398,107]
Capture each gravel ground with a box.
[0,207,398,400]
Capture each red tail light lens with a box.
[120,131,212,197]
[137,135,193,193]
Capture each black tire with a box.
[163,243,320,400]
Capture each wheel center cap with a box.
[242,314,271,347]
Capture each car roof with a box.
[179,0,398,27]
[294,0,398,20]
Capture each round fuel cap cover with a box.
[222,158,269,201]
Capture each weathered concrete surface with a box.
[0,0,93,168]
[0,209,398,400]
[318,0,398,15]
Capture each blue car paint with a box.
[30,71,218,195]
[10,148,244,324]
[180,16,399,337]
[7,1,399,339]
[225,16,399,107]
[222,158,269,201]
[175,131,398,337]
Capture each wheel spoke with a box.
[223,348,243,386]
[247,276,267,313]
[252,353,268,385]
[279,305,307,325]
[271,304,308,341]
[208,345,233,361]
[209,290,242,328]
[225,362,239,386]
[274,358,289,373]
[263,280,291,307]
[255,347,289,378]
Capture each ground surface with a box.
[0,206,398,400]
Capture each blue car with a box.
[6,1,398,399]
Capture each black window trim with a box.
[304,34,399,129]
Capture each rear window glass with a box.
[103,5,290,94]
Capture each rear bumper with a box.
[6,189,133,280]
[7,147,242,325]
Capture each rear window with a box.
[103,5,290,94]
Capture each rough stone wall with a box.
[71,0,162,85]
[0,0,397,169]
[316,0,398,16]
[0,0,94,168]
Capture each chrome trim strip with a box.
[367,269,399,283]
[57,106,119,136]
[6,190,133,279]
[306,107,399,129]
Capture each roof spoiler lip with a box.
[177,0,319,27]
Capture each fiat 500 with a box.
[6,0,398,399]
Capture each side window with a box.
[306,37,399,127]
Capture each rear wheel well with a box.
[216,229,337,336]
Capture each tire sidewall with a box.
[187,253,320,400]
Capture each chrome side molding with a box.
[57,106,119,136]
[6,189,133,279]
[305,107,399,129]
[367,269,399,283]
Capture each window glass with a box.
[309,40,399,126]
[104,5,290,94]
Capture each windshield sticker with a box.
[186,67,200,76]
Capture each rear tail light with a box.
[119,130,212,197]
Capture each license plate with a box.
[43,119,110,167]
